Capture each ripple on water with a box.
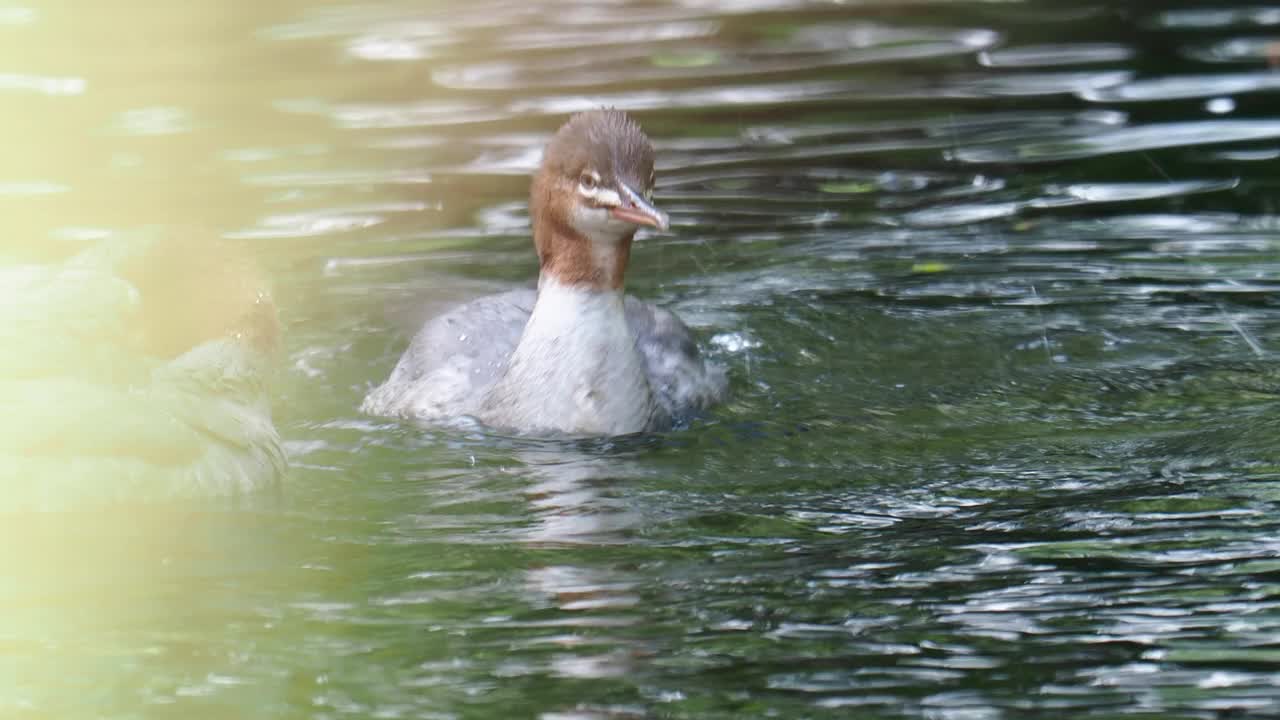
[0,72,85,96]
[978,43,1135,68]
[954,119,1280,162]
[1150,6,1280,30]
[1184,36,1280,63]
[1078,71,1280,102]
[440,23,996,91]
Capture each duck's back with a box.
[361,289,726,426]
[361,289,532,421]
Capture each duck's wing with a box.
[362,289,535,420]
[624,296,727,421]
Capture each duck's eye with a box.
[578,172,599,191]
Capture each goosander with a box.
[362,109,726,435]
[0,236,286,508]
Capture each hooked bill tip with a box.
[610,204,669,231]
[612,182,669,231]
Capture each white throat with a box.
[478,278,660,435]
[566,205,636,285]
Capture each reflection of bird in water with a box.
[0,235,286,509]
[521,451,643,546]
[517,448,647,681]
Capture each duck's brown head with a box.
[530,109,668,291]
[122,236,279,359]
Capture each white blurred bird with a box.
[0,235,286,509]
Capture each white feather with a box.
[478,278,661,435]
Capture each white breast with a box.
[478,278,663,435]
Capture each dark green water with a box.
[8,0,1280,717]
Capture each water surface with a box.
[6,0,1280,717]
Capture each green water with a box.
[7,0,1280,717]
